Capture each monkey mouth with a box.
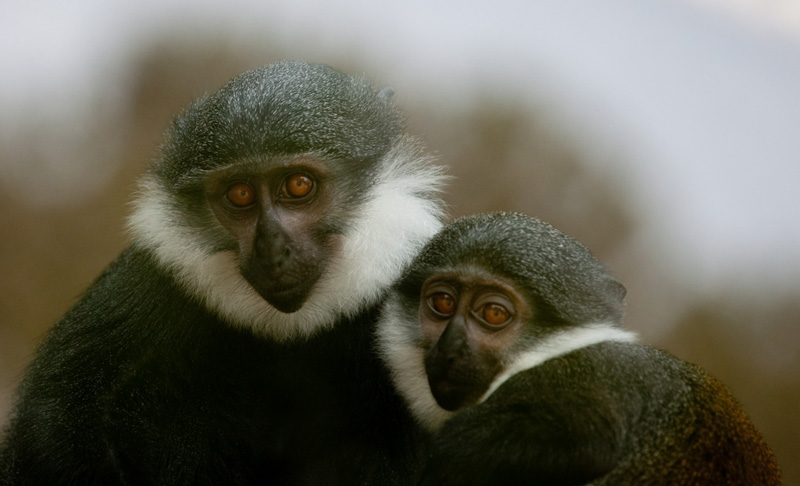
[241,261,323,313]
[245,276,317,314]
[429,378,476,411]
[265,287,309,313]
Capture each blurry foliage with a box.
[1,35,797,481]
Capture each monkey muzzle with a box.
[241,260,322,314]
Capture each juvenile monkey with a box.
[378,212,781,485]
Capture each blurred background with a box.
[1,0,799,481]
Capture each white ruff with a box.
[479,325,638,402]
[128,141,446,341]
[377,296,455,432]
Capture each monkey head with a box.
[379,212,628,427]
[129,61,446,339]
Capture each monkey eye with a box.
[283,173,314,199]
[429,292,456,317]
[226,183,256,208]
[480,303,511,327]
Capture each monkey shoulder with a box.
[484,341,780,486]
[577,343,782,485]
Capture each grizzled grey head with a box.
[397,212,627,328]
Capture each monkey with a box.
[0,61,447,485]
[377,212,781,485]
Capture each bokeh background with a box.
[2,0,799,481]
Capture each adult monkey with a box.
[0,61,446,485]
[379,212,781,485]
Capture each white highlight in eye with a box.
[128,137,447,342]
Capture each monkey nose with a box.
[436,319,468,354]
[254,231,293,271]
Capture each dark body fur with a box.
[1,247,424,485]
[421,341,780,486]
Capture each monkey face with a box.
[207,156,338,313]
[419,269,532,411]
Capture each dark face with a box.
[207,156,336,313]
[420,269,531,411]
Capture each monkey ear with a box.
[613,280,627,300]
[378,87,395,102]
[598,279,628,325]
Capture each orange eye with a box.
[430,293,456,316]
[285,174,314,198]
[482,304,510,326]
[227,183,256,207]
